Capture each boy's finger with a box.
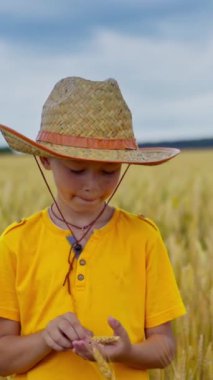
[57,318,79,341]
[51,328,73,349]
[46,321,74,348]
[108,317,129,340]
[72,340,94,360]
[63,313,88,340]
[45,333,65,352]
[84,328,93,337]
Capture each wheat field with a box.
[0,150,212,380]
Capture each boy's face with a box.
[40,157,122,212]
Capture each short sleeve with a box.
[145,229,186,328]
[0,235,20,321]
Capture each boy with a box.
[0,77,185,379]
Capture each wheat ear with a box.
[89,336,119,380]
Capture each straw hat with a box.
[0,76,179,165]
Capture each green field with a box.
[0,151,212,379]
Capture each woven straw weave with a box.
[41,77,133,139]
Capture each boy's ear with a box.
[39,157,52,170]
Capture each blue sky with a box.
[0,0,213,147]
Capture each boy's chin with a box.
[72,198,104,211]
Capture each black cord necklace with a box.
[50,202,107,256]
[50,203,105,231]
[34,155,130,294]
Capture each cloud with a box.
[0,0,191,18]
[0,0,212,52]
[0,22,213,146]
[0,0,210,17]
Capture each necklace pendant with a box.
[73,243,82,257]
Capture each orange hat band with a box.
[36,131,137,150]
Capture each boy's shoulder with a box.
[2,218,27,236]
[1,209,45,238]
[137,214,159,232]
[118,208,159,233]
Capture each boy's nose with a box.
[83,171,99,192]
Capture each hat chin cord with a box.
[33,155,130,294]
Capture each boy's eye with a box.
[70,169,85,174]
[102,170,117,175]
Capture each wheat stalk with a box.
[89,336,119,380]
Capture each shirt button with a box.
[79,259,86,266]
[77,274,84,281]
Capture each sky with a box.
[0,0,213,147]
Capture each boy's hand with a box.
[42,312,92,352]
[97,317,132,362]
[72,317,132,362]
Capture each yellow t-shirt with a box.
[0,208,185,379]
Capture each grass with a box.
[0,150,212,379]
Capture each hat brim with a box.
[0,124,180,165]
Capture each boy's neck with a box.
[49,200,114,231]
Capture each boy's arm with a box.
[113,318,176,369]
[0,312,92,376]
[126,322,176,369]
[0,318,52,376]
